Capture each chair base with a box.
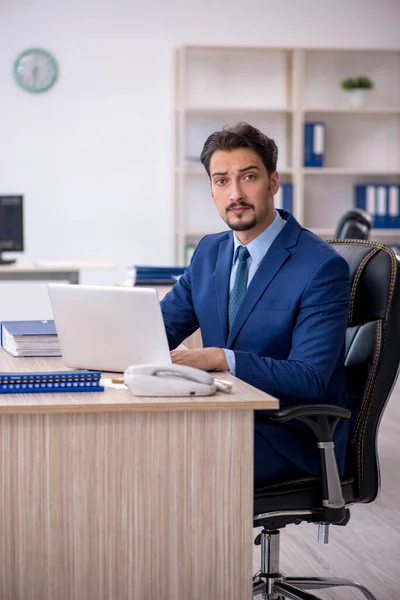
[253,529,377,600]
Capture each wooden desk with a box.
[0,260,115,284]
[0,351,278,600]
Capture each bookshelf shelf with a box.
[303,108,400,115]
[175,46,400,263]
[183,107,294,114]
[371,229,400,237]
[304,227,400,239]
[303,168,400,176]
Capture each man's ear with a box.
[210,179,215,203]
[270,171,280,196]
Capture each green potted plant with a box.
[341,76,374,107]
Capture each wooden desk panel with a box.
[0,351,278,600]
[0,410,253,600]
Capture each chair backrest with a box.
[334,208,373,240]
[329,240,400,503]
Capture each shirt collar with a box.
[232,210,286,266]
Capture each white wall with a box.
[0,0,399,318]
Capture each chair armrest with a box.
[263,404,351,520]
[269,404,351,424]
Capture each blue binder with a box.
[304,122,326,168]
[355,184,400,229]
[274,183,293,213]
[283,183,293,213]
[387,185,400,229]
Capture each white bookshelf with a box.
[174,46,400,264]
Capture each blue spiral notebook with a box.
[0,371,104,394]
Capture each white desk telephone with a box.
[124,364,233,397]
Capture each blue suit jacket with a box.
[161,212,352,475]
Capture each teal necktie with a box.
[229,245,250,329]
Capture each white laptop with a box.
[47,284,172,372]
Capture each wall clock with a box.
[14,48,58,93]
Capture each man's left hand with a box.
[170,347,228,372]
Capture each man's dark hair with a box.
[200,121,278,177]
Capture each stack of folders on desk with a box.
[134,265,187,286]
[355,184,400,229]
[0,320,61,357]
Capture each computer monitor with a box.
[0,195,24,265]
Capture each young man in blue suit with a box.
[161,122,351,484]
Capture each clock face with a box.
[14,48,58,93]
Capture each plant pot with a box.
[348,89,365,108]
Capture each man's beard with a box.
[224,201,257,231]
[226,214,257,231]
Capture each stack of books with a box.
[0,320,62,357]
[134,265,186,286]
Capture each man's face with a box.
[209,147,279,241]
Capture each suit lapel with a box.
[214,234,234,344]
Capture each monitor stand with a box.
[0,251,17,265]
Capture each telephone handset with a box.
[124,363,233,397]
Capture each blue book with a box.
[1,319,61,357]
[387,185,400,229]
[135,271,183,279]
[134,266,186,274]
[283,183,293,213]
[274,183,293,213]
[134,277,179,286]
[304,122,325,168]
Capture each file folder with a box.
[375,186,387,228]
[304,122,326,168]
[355,184,400,229]
[274,183,293,213]
[388,186,400,228]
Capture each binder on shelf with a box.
[388,185,400,228]
[355,184,400,229]
[1,320,61,357]
[0,371,104,394]
[375,185,387,228]
[304,122,326,168]
[274,183,293,213]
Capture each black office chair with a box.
[252,240,400,600]
[334,208,373,240]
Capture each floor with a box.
[252,381,400,599]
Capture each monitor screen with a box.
[0,195,24,264]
